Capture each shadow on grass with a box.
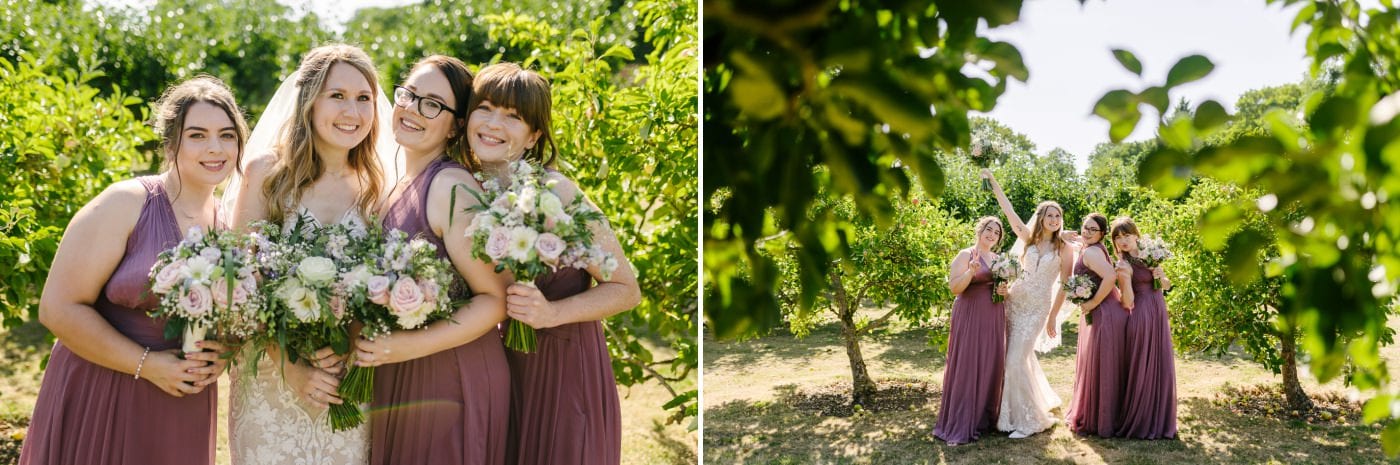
[645,419,697,465]
[0,319,49,380]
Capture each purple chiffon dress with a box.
[20,176,217,465]
[932,253,1007,445]
[504,203,622,464]
[1116,258,1178,439]
[1066,243,1130,437]
[371,158,512,465]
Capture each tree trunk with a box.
[1280,328,1314,412]
[832,271,877,407]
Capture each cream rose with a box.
[151,260,185,294]
[297,256,337,285]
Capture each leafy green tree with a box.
[0,55,156,325]
[704,0,1034,338]
[771,184,964,406]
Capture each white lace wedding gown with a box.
[997,243,1063,435]
[229,208,369,465]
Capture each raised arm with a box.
[981,169,1029,242]
[1045,245,1075,335]
[39,181,206,397]
[947,249,979,296]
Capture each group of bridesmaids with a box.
[19,43,639,465]
[934,181,1178,445]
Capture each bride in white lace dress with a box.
[224,44,399,465]
[983,170,1073,438]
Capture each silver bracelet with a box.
[133,347,151,380]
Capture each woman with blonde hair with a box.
[932,217,1010,446]
[226,43,391,464]
[982,170,1072,438]
[21,75,244,464]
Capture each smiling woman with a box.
[18,75,247,465]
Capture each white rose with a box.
[506,227,539,263]
[297,256,337,285]
[342,264,373,290]
[512,186,538,214]
[537,191,566,221]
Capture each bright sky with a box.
[979,0,1312,172]
[91,0,420,33]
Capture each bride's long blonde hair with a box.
[261,44,385,222]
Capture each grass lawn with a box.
[704,307,1400,465]
[0,318,695,465]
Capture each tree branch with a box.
[857,305,901,336]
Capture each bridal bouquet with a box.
[147,226,262,353]
[252,215,376,431]
[989,254,1020,303]
[1134,236,1173,289]
[1062,273,1099,324]
[337,229,459,409]
[463,159,618,353]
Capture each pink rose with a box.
[418,278,440,304]
[329,294,346,319]
[151,260,184,294]
[179,283,213,317]
[367,275,391,305]
[389,277,425,316]
[485,228,511,260]
[236,277,256,305]
[210,277,232,309]
[534,232,566,266]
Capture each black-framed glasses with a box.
[393,86,458,119]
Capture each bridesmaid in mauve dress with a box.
[1064,213,1131,438]
[352,55,512,465]
[460,63,641,465]
[932,217,1010,446]
[1110,217,1178,439]
[19,76,244,465]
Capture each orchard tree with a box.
[770,182,964,406]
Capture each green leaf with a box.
[979,40,1029,82]
[1136,148,1190,198]
[1164,54,1214,88]
[1193,100,1229,132]
[1363,395,1392,424]
[1140,86,1169,115]
[600,44,635,62]
[1198,204,1244,251]
[1112,48,1143,76]
[1385,422,1400,457]
[1308,95,1359,138]
[1224,230,1266,284]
